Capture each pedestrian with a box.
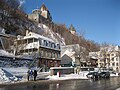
[29,69,33,80]
[74,67,77,74]
[27,69,30,81]
[33,70,37,81]
[77,67,80,75]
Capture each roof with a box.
[40,3,48,11]
[69,24,76,31]
[17,31,56,43]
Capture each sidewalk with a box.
[22,72,50,81]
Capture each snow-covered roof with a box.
[19,31,55,43]
[61,49,75,57]
[100,45,120,52]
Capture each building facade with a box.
[92,45,120,72]
[61,44,87,67]
[15,30,61,71]
[89,52,98,67]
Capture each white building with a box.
[91,45,120,73]
[16,30,61,71]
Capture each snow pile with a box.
[0,50,14,57]
[0,68,18,84]
[46,74,88,80]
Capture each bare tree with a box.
[72,44,88,68]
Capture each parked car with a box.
[99,72,110,78]
[87,72,99,79]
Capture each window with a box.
[58,45,60,49]
[52,52,55,58]
[47,51,50,57]
[33,48,37,52]
[51,43,54,48]
[28,38,33,43]
[24,39,27,44]
[17,40,22,45]
[44,51,47,57]
[116,58,118,61]
[50,42,52,48]
[55,53,57,58]
[111,58,114,61]
[54,44,56,48]
[41,50,44,57]
[116,63,119,66]
[116,67,119,71]
[111,54,114,56]
[57,53,59,58]
[34,38,38,42]
[29,49,32,52]
[50,52,52,58]
[25,49,28,53]
[112,63,115,66]
[39,39,42,45]
[0,41,3,49]
[107,54,110,57]
[56,44,60,49]
[43,40,46,46]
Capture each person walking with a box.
[33,70,37,81]
[29,69,33,80]
[27,70,30,81]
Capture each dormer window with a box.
[43,40,46,46]
[46,41,48,46]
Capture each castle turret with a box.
[69,24,76,35]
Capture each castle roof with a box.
[40,3,48,11]
[69,24,76,31]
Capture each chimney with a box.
[26,30,29,36]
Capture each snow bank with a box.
[0,68,18,84]
[46,74,88,80]
[0,50,14,57]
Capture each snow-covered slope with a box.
[0,50,14,57]
[38,24,66,45]
[0,68,18,84]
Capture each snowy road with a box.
[0,77,120,90]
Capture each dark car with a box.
[87,72,99,79]
[99,72,110,78]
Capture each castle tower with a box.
[28,3,52,23]
[40,3,52,21]
[69,24,76,35]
